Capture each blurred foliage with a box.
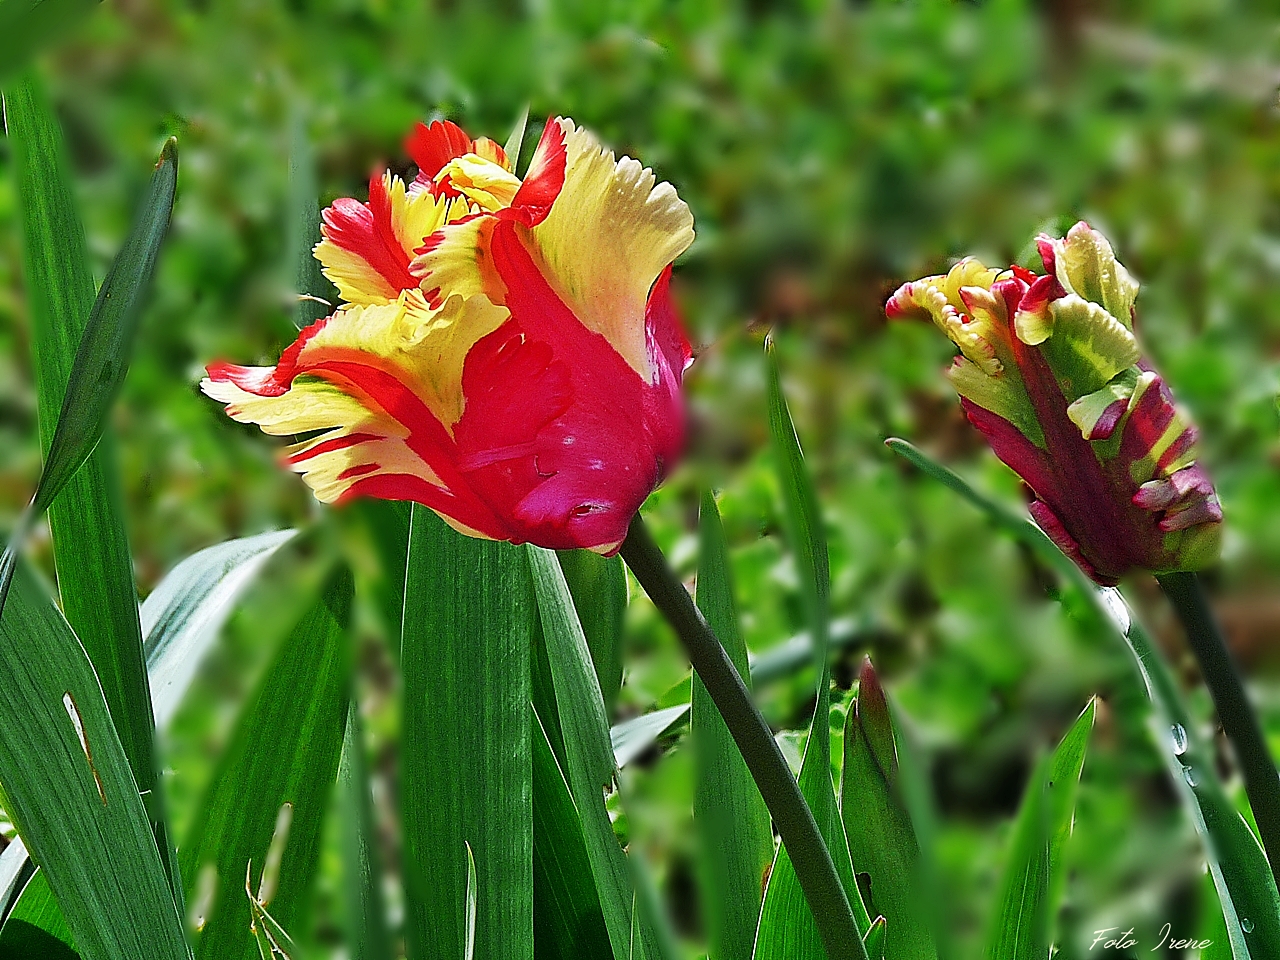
[3,0,1280,957]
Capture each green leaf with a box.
[337,701,391,960]
[863,917,887,960]
[887,437,1280,958]
[0,870,77,960]
[288,110,333,332]
[557,549,627,716]
[143,530,298,728]
[351,500,411,656]
[755,340,871,960]
[692,490,773,960]
[611,704,688,769]
[0,121,177,618]
[0,561,190,960]
[985,699,1094,960]
[182,566,353,960]
[532,704,613,960]
[400,507,533,960]
[464,842,478,960]
[839,659,937,960]
[247,871,304,960]
[528,544,672,960]
[0,0,99,86]
[6,72,177,896]
[504,105,530,173]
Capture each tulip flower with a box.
[202,118,695,553]
[886,221,1221,584]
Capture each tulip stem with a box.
[619,514,866,960]
[1158,571,1280,881]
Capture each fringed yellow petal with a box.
[435,154,522,211]
[524,119,695,381]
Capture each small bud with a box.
[887,222,1221,584]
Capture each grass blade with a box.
[142,530,297,729]
[529,544,670,960]
[247,871,304,960]
[839,659,937,960]
[6,72,178,895]
[0,0,98,86]
[693,490,773,960]
[337,701,391,960]
[532,704,613,959]
[611,705,689,770]
[464,842,478,960]
[887,437,1280,957]
[400,506,533,960]
[0,561,189,959]
[557,549,627,717]
[754,339,870,960]
[503,105,530,173]
[0,839,24,919]
[182,566,352,960]
[0,119,177,620]
[985,699,1094,960]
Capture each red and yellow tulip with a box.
[203,118,695,553]
[887,222,1222,584]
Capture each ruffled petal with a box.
[520,119,694,382]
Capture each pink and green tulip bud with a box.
[202,118,694,553]
[886,222,1221,585]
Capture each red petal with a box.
[405,119,475,186]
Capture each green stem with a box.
[1158,571,1280,881]
[620,515,866,960]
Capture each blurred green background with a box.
[3,0,1280,957]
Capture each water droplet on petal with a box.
[1171,723,1189,756]
[1243,918,1255,934]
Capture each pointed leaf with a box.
[840,660,937,960]
[400,507,533,960]
[532,704,613,959]
[6,73,177,895]
[337,701,391,960]
[248,872,304,960]
[693,490,773,960]
[558,549,627,716]
[0,562,189,959]
[504,105,530,173]
[182,566,352,960]
[529,545,673,960]
[611,704,689,770]
[142,529,297,729]
[755,341,871,960]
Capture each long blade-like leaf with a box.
[887,437,1280,957]
[400,506,533,960]
[693,490,773,960]
[33,136,178,516]
[558,549,627,717]
[755,340,871,960]
[532,704,613,959]
[0,562,190,959]
[337,701,391,960]
[182,566,352,960]
[0,839,24,919]
[0,122,177,619]
[529,545,672,960]
[142,529,297,728]
[985,699,1094,960]
[6,73,178,896]
[839,659,937,960]
[611,704,689,770]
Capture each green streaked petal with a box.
[1041,295,1140,400]
[1065,368,1139,442]
[1051,222,1139,327]
[946,357,1045,448]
